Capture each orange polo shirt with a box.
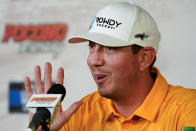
[60,68,196,131]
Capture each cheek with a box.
[106,58,132,71]
[112,67,131,80]
[106,60,129,82]
[107,58,138,79]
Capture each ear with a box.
[138,47,156,71]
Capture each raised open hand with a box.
[25,62,82,131]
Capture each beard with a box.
[97,83,125,101]
[96,72,138,102]
[92,66,139,101]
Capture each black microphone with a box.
[27,84,66,131]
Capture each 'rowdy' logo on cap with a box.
[89,16,122,30]
[89,16,96,30]
[96,17,122,29]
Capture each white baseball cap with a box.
[68,2,160,52]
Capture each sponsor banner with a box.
[2,24,67,42]
[2,24,68,57]
[9,81,55,113]
[9,82,28,113]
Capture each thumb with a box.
[50,101,83,131]
[63,101,83,122]
[63,101,82,123]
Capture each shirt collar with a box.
[134,67,169,121]
[104,67,169,122]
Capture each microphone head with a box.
[47,84,66,101]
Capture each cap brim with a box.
[68,32,132,47]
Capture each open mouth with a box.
[95,74,107,82]
[97,75,106,80]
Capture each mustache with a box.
[92,67,110,74]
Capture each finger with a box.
[56,67,64,85]
[63,101,83,122]
[34,65,42,94]
[24,77,34,122]
[28,112,33,122]
[44,62,52,93]
[24,76,33,100]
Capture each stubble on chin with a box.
[97,85,116,100]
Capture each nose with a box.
[87,46,105,67]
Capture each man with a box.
[25,2,196,131]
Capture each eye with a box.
[106,46,116,51]
[108,47,115,50]
[88,43,95,48]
